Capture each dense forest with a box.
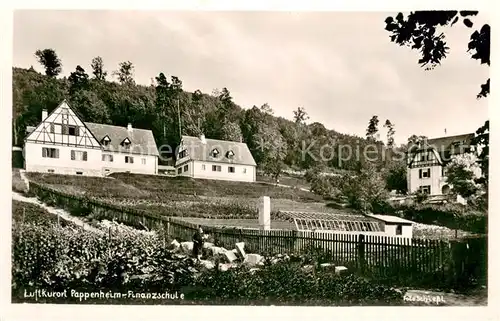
[12,51,409,176]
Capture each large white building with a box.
[175,134,257,182]
[24,100,159,176]
[406,133,480,197]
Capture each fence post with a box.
[358,234,366,273]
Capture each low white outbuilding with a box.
[365,214,414,238]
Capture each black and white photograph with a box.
[3,5,494,316]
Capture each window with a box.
[228,166,235,173]
[419,168,431,178]
[50,123,55,133]
[420,185,431,194]
[212,165,221,172]
[396,225,402,235]
[48,169,55,173]
[121,138,131,149]
[68,125,79,136]
[179,150,187,159]
[226,150,235,159]
[71,150,88,161]
[243,168,247,174]
[102,136,111,146]
[211,148,220,157]
[125,156,134,164]
[102,154,113,162]
[141,158,146,165]
[42,148,59,158]
[183,165,189,172]
[76,171,83,175]
[420,154,428,161]
[177,168,182,174]
[201,164,206,170]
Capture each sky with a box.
[12,10,490,145]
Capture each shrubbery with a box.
[192,263,405,305]
[394,203,487,234]
[12,222,195,293]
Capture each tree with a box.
[383,119,396,148]
[384,11,490,98]
[384,161,407,194]
[155,72,184,145]
[366,115,379,141]
[34,49,62,77]
[220,121,243,142]
[407,134,427,146]
[293,107,309,124]
[471,120,489,180]
[113,61,135,85]
[340,163,389,212]
[260,103,274,115]
[445,153,482,199]
[91,56,107,81]
[68,65,90,95]
[69,90,110,124]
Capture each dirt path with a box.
[12,191,104,234]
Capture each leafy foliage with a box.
[339,163,389,211]
[91,56,107,81]
[383,119,396,148]
[445,153,482,199]
[384,11,489,98]
[383,161,407,194]
[113,61,135,85]
[471,120,489,180]
[35,49,62,77]
[193,262,405,305]
[366,115,379,141]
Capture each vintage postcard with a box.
[2,5,495,321]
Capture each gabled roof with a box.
[178,135,257,166]
[408,133,475,162]
[85,122,159,156]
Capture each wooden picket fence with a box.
[168,217,487,287]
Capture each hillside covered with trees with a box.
[13,50,407,179]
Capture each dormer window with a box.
[226,150,235,159]
[121,137,131,149]
[211,148,220,157]
[101,135,111,146]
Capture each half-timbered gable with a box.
[25,100,101,149]
[406,133,477,198]
[24,100,159,176]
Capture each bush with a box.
[190,262,405,305]
[394,203,487,234]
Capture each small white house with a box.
[175,134,257,182]
[365,214,414,238]
[24,100,159,176]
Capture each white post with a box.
[259,196,271,230]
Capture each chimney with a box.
[42,109,48,121]
[127,123,133,132]
[200,133,206,144]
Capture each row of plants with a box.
[12,200,76,228]
[26,172,322,202]
[33,182,261,221]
